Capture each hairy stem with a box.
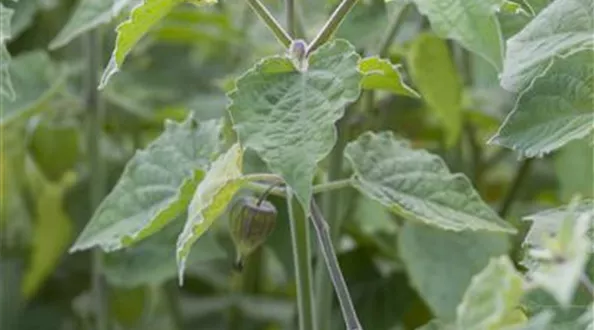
[499,158,533,217]
[247,0,292,48]
[307,0,360,55]
[377,3,412,57]
[286,0,296,37]
[245,179,352,197]
[86,30,108,330]
[287,190,317,330]
[310,201,362,330]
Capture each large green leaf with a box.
[344,131,515,232]
[99,0,217,88]
[228,39,361,210]
[500,0,594,91]
[407,34,463,147]
[490,51,594,157]
[456,256,525,329]
[359,57,419,98]
[0,3,15,100]
[399,222,510,321]
[49,0,132,49]
[554,139,594,201]
[104,215,225,287]
[523,201,593,306]
[176,143,244,284]
[0,52,67,128]
[70,117,223,252]
[412,0,505,70]
[22,172,76,298]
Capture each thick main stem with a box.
[246,0,292,48]
[311,201,362,330]
[307,0,360,54]
[287,190,317,330]
[85,31,108,330]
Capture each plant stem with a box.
[164,281,184,330]
[246,0,292,48]
[498,158,533,217]
[85,30,108,330]
[286,189,317,330]
[377,3,412,57]
[307,0,360,55]
[286,0,296,37]
[310,201,361,330]
[580,273,594,297]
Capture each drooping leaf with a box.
[500,0,594,91]
[104,215,225,287]
[399,222,510,321]
[0,51,67,128]
[554,139,594,202]
[344,131,516,232]
[456,256,525,329]
[22,172,76,298]
[523,202,593,306]
[49,0,133,49]
[70,117,223,252]
[228,39,361,211]
[359,57,419,98]
[176,143,244,284]
[99,0,218,88]
[490,51,594,157]
[412,0,505,70]
[0,3,15,100]
[407,34,463,146]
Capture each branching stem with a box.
[307,0,360,55]
[246,0,292,48]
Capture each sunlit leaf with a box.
[176,143,244,284]
[408,34,463,146]
[228,39,361,211]
[359,56,419,98]
[49,0,133,49]
[70,117,223,252]
[500,0,594,91]
[456,256,525,329]
[399,222,510,321]
[104,215,225,287]
[523,202,593,306]
[99,0,218,88]
[0,3,15,101]
[490,50,594,157]
[345,131,516,232]
[412,0,505,70]
[0,51,67,128]
[555,139,594,202]
[22,171,76,298]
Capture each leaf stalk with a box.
[307,0,360,55]
[246,0,292,48]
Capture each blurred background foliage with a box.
[0,0,591,329]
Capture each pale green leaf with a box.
[70,117,223,252]
[49,0,132,49]
[500,0,594,91]
[407,34,463,147]
[522,200,593,248]
[359,56,419,98]
[176,143,244,284]
[228,39,361,210]
[412,0,504,70]
[554,139,594,202]
[104,215,225,287]
[0,51,67,128]
[99,0,218,88]
[345,131,516,232]
[503,311,554,330]
[22,172,76,298]
[399,222,510,321]
[456,256,525,330]
[523,202,593,306]
[1,3,15,100]
[490,51,594,157]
